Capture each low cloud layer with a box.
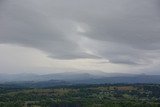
[0,0,160,74]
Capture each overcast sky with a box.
[0,0,160,74]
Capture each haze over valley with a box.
[0,0,160,107]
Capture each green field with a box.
[0,84,160,107]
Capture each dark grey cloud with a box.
[0,0,98,59]
[84,0,160,49]
[0,0,160,67]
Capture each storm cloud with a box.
[0,0,160,74]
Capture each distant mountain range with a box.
[0,71,135,82]
[0,71,160,88]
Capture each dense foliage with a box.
[0,84,160,107]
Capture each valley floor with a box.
[0,84,160,107]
